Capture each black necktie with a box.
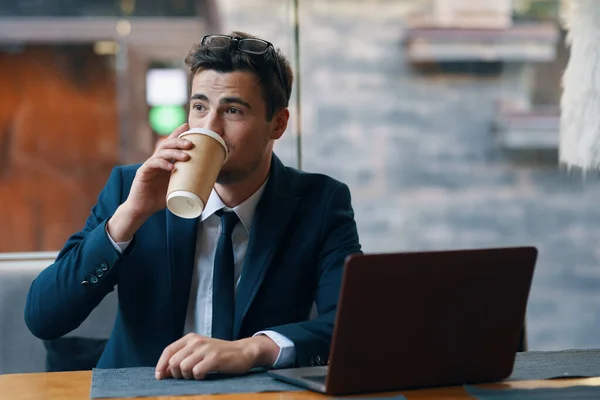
[212,210,239,340]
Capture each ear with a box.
[270,108,289,140]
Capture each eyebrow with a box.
[190,93,252,109]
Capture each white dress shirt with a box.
[106,178,296,368]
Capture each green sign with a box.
[149,105,187,136]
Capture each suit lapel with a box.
[234,155,300,338]
[166,210,199,339]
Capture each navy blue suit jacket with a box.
[25,154,362,368]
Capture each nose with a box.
[202,111,224,137]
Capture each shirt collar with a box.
[200,176,269,233]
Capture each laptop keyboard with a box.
[303,375,327,384]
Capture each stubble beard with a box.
[216,135,272,185]
[216,151,265,185]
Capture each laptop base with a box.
[267,366,328,394]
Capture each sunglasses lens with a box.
[204,36,231,48]
[238,39,269,54]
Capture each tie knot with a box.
[216,210,239,236]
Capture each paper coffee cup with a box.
[166,128,228,219]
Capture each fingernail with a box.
[155,371,161,380]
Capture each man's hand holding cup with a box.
[106,123,194,242]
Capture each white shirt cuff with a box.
[105,223,132,254]
[253,330,296,369]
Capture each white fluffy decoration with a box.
[559,0,600,171]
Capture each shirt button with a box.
[95,268,104,277]
[81,280,90,288]
[90,275,99,284]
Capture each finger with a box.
[142,157,174,174]
[168,122,190,139]
[192,355,219,380]
[153,149,190,163]
[179,351,207,380]
[155,338,187,380]
[156,137,194,152]
[167,346,195,380]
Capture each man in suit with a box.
[24,31,361,380]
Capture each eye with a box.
[193,103,206,111]
[227,107,242,115]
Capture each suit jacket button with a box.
[90,275,99,284]
[309,357,316,366]
[315,356,322,365]
[81,280,90,287]
[100,262,109,271]
[95,268,104,277]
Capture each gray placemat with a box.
[465,385,600,399]
[508,349,600,381]
[90,367,303,399]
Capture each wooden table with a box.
[1,371,599,400]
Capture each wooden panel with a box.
[1,370,600,400]
[0,45,118,252]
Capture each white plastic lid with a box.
[178,128,228,164]
[166,190,205,219]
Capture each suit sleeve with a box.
[24,167,133,340]
[266,182,362,367]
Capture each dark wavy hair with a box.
[185,31,293,121]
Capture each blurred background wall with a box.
[2,0,600,355]
[0,45,119,251]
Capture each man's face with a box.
[188,69,284,185]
